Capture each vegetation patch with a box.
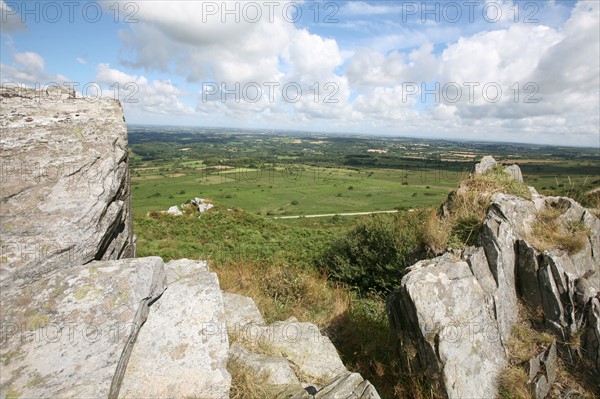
[497,304,597,399]
[318,211,427,293]
[424,165,532,253]
[497,366,532,399]
[227,357,271,399]
[526,202,590,254]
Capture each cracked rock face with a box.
[387,157,600,398]
[119,259,232,399]
[0,86,135,289]
[0,257,166,398]
[387,254,506,399]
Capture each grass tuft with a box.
[527,204,590,254]
[228,357,271,399]
[496,366,532,399]
[424,165,532,253]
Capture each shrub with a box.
[291,200,299,205]
[318,212,425,293]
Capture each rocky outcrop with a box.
[0,257,167,398]
[387,156,600,398]
[225,294,381,398]
[0,86,135,288]
[474,154,523,182]
[0,257,233,399]
[1,87,380,399]
[162,198,214,216]
[387,253,506,398]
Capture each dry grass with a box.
[496,366,533,399]
[423,165,532,253]
[527,204,590,254]
[227,357,272,399]
[228,329,281,357]
[423,209,452,254]
[215,259,351,326]
[498,304,599,399]
[550,358,599,399]
[507,323,554,364]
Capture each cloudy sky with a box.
[1,1,599,146]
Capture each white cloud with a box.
[116,0,296,84]
[0,0,25,33]
[14,51,44,71]
[96,63,195,117]
[340,1,598,146]
[0,51,69,85]
[85,1,600,145]
[347,43,438,87]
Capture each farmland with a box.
[129,125,599,217]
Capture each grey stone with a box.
[230,345,301,387]
[504,164,524,182]
[164,258,208,285]
[463,246,496,295]
[525,341,557,399]
[167,205,182,216]
[119,260,231,399]
[0,257,166,399]
[387,254,506,399]
[575,278,597,308]
[0,86,135,289]
[582,297,600,370]
[475,155,498,175]
[223,291,266,331]
[481,195,528,346]
[517,240,543,311]
[247,318,347,382]
[315,372,381,399]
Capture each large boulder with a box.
[237,317,347,383]
[0,257,166,398]
[0,86,135,288]
[314,372,381,399]
[119,259,231,399]
[223,291,266,331]
[387,253,506,399]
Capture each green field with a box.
[132,164,460,217]
[129,127,599,216]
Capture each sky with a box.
[1,0,599,147]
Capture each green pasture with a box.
[131,164,462,217]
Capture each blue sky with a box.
[1,1,599,146]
